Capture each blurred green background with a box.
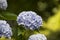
[0,0,60,40]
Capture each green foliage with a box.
[0,0,60,40]
[0,12,17,20]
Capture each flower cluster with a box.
[0,20,12,38]
[17,11,43,30]
[28,34,47,40]
[0,0,8,10]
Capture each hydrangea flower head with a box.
[17,11,43,30]
[0,0,8,10]
[0,20,12,39]
[28,34,47,40]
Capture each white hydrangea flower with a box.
[17,11,43,30]
[0,20,12,38]
[28,34,47,40]
[0,0,8,10]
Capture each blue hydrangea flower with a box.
[0,0,8,10]
[28,34,47,40]
[0,20,12,39]
[17,11,43,30]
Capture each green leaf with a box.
[2,12,17,20]
[0,14,7,20]
[18,28,22,36]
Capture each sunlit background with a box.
[0,0,60,40]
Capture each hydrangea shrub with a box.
[0,20,12,39]
[0,0,8,10]
[17,11,43,30]
[28,34,47,40]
